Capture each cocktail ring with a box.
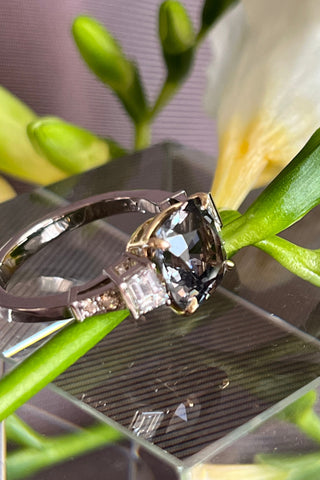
[0,190,229,323]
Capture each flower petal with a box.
[0,176,15,203]
[206,0,320,208]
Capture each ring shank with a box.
[0,190,177,322]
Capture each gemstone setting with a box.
[148,195,225,313]
[119,264,168,319]
[72,193,226,322]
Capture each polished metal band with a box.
[0,189,227,324]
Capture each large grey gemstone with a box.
[153,197,225,312]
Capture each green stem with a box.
[257,237,320,287]
[220,210,320,287]
[149,78,179,120]
[195,27,207,46]
[5,414,45,450]
[6,422,122,480]
[134,120,151,150]
[0,310,129,421]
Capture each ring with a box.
[0,190,228,323]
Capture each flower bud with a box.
[0,87,66,184]
[72,15,148,122]
[159,1,195,55]
[27,117,110,175]
[72,16,133,93]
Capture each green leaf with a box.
[72,16,148,122]
[27,117,110,175]
[222,129,320,257]
[0,310,129,421]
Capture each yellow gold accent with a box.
[147,237,170,251]
[185,297,199,315]
[127,201,183,255]
[189,192,210,209]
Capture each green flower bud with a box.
[0,87,66,184]
[72,15,148,122]
[159,1,195,55]
[72,16,133,93]
[27,117,110,175]
[158,1,195,83]
[0,176,15,202]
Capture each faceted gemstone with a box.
[152,197,224,312]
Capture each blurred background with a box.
[0,0,218,156]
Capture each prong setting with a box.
[125,192,226,317]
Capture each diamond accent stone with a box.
[114,257,137,276]
[70,289,124,321]
[119,265,168,319]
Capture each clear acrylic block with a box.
[1,143,320,479]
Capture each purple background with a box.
[0,0,218,158]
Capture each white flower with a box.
[205,0,320,209]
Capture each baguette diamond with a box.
[119,265,168,319]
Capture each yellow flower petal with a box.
[190,464,287,480]
[0,176,16,203]
[211,111,299,209]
